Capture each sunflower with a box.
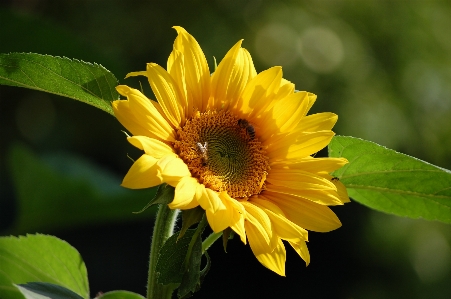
[113,26,349,276]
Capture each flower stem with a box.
[147,204,179,299]
[202,231,222,253]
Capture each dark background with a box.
[1,1,451,298]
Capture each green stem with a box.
[201,231,222,254]
[147,204,179,299]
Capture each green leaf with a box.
[177,215,208,299]
[7,143,157,234]
[16,283,84,299]
[329,136,451,223]
[179,207,204,240]
[134,184,175,214]
[156,230,197,285]
[221,227,234,253]
[0,53,119,115]
[97,290,146,299]
[0,234,89,299]
[177,233,203,299]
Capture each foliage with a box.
[0,53,119,115]
[329,136,451,223]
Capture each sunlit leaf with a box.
[329,136,451,223]
[16,283,84,299]
[0,53,119,115]
[0,235,89,299]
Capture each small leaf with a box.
[0,235,89,299]
[16,282,84,299]
[0,53,119,115]
[134,184,175,213]
[222,227,234,253]
[97,290,146,299]
[329,136,451,223]
[178,207,204,240]
[156,230,197,285]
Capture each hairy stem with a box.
[147,204,179,299]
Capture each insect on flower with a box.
[196,141,208,164]
[238,119,255,140]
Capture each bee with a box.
[331,177,339,182]
[196,142,208,165]
[238,119,255,140]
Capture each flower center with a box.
[174,110,270,198]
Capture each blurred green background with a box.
[1,0,451,298]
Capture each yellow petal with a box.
[266,168,337,191]
[230,213,246,244]
[295,112,338,133]
[210,41,255,110]
[271,157,348,174]
[306,92,317,111]
[146,63,185,127]
[242,201,276,252]
[169,176,199,210]
[196,186,226,214]
[157,154,191,186]
[219,193,246,244]
[332,179,351,204]
[127,136,174,158]
[258,91,310,141]
[276,78,295,99]
[268,131,335,161]
[242,48,258,80]
[203,190,232,232]
[114,86,176,142]
[121,154,162,189]
[262,191,342,232]
[169,26,211,114]
[289,240,310,266]
[235,66,282,119]
[250,197,308,243]
[251,238,286,276]
[167,49,189,116]
[266,184,344,206]
[205,195,246,234]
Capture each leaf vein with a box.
[348,184,451,201]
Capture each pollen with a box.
[174,110,270,198]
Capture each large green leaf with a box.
[329,136,451,223]
[0,53,119,115]
[7,143,157,234]
[0,235,89,299]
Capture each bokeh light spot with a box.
[254,23,299,67]
[298,27,344,74]
[411,229,451,283]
